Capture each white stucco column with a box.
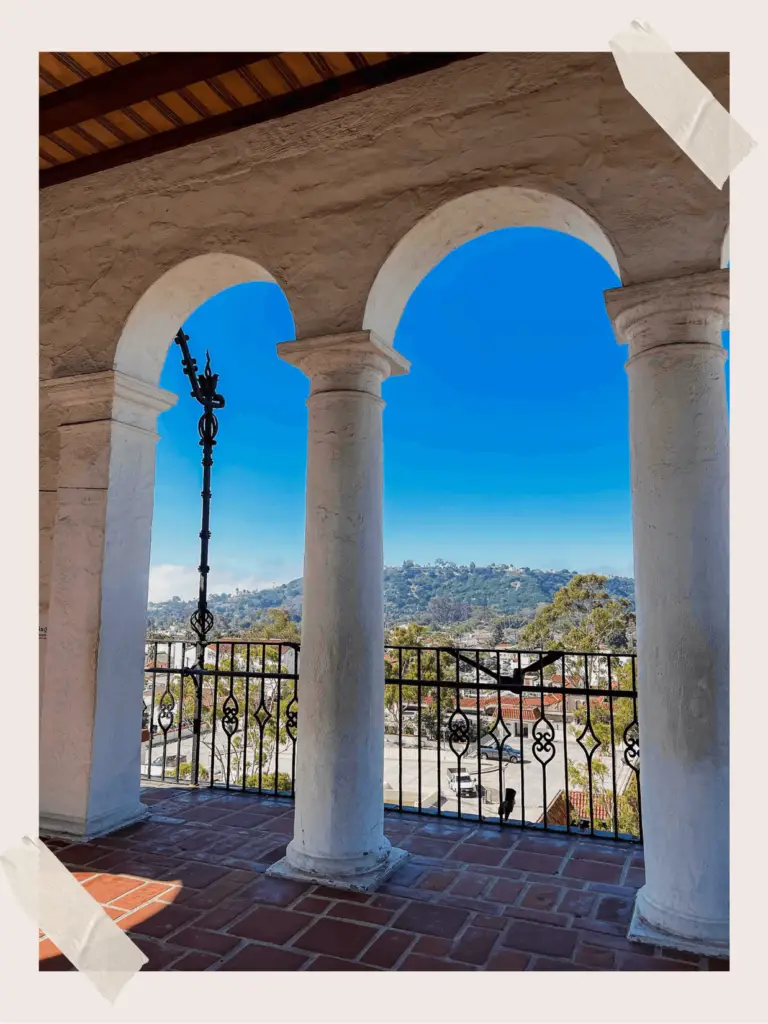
[40,371,176,839]
[604,269,729,957]
[268,332,410,891]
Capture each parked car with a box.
[473,740,522,763]
[142,756,167,778]
[448,769,478,798]
[141,754,178,778]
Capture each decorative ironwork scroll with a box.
[532,715,556,767]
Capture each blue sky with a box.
[149,227,729,602]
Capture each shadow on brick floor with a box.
[38,786,729,972]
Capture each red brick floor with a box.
[39,785,729,972]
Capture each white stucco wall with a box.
[363,186,621,346]
[41,53,728,383]
[115,252,285,386]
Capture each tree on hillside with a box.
[241,606,301,643]
[425,595,473,626]
[516,574,635,718]
[518,574,635,653]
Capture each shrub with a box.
[177,761,209,781]
[244,771,292,792]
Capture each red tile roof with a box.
[458,695,564,721]
[208,637,296,647]
[541,789,614,827]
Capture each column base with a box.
[628,886,729,959]
[39,802,150,842]
[267,846,409,893]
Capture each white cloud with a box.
[148,564,298,603]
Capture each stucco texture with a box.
[40,52,729,385]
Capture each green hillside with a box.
[147,561,634,637]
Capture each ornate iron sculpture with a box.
[623,719,640,771]
[173,328,225,784]
[285,695,299,741]
[221,692,240,738]
[531,715,556,766]
[157,685,175,733]
[575,715,601,761]
[253,695,273,731]
[485,705,512,750]
[446,708,472,757]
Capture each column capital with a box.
[41,369,177,432]
[604,269,729,356]
[277,331,410,396]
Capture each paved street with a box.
[382,735,632,825]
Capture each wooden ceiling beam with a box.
[40,52,277,135]
[40,52,482,189]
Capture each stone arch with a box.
[363,186,621,346]
[115,252,292,386]
[40,251,298,836]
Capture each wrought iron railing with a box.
[142,642,640,842]
[143,640,299,796]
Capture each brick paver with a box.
[292,917,378,958]
[36,785,728,972]
[393,901,469,938]
[230,907,311,945]
[360,929,414,967]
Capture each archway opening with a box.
[366,188,637,831]
[364,186,621,346]
[115,253,282,386]
[383,224,628,580]
[113,255,304,789]
[148,280,302,609]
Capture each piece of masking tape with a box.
[1,835,148,1002]
[610,20,755,188]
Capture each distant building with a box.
[458,694,572,739]
[540,789,614,832]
